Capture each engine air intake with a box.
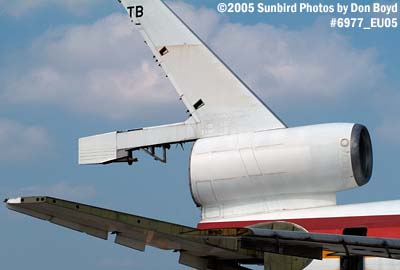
[351,124,373,186]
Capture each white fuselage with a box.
[198,200,400,270]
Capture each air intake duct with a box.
[351,124,373,186]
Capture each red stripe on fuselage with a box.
[198,215,400,238]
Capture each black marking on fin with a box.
[159,46,169,56]
[193,99,205,110]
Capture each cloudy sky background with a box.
[1,0,399,269]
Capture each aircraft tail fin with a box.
[119,0,286,135]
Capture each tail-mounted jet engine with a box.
[190,123,373,220]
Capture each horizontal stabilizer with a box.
[5,196,251,262]
[6,196,400,263]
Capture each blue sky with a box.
[0,0,399,269]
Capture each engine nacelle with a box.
[189,123,372,219]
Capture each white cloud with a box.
[3,13,178,119]
[210,23,381,103]
[167,1,224,41]
[0,119,50,161]
[170,3,383,103]
[1,2,385,119]
[0,0,104,17]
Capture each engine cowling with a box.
[189,123,372,219]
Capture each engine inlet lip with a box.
[350,124,373,186]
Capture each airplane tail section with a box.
[119,0,285,135]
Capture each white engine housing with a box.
[189,123,373,221]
